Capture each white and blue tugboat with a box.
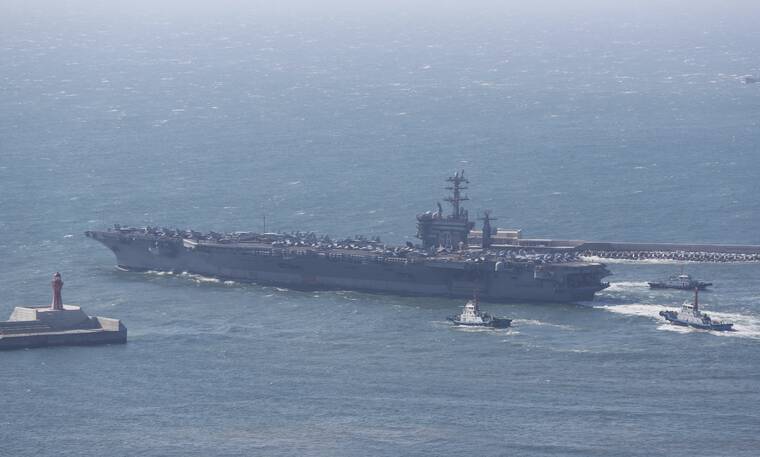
[447,294,512,328]
[648,273,712,290]
[659,289,733,331]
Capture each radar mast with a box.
[416,170,475,249]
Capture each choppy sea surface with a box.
[1,3,759,456]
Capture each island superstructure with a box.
[86,172,611,302]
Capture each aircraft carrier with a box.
[85,172,612,303]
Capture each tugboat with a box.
[447,293,512,328]
[648,273,712,290]
[659,289,733,331]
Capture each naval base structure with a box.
[0,273,127,350]
[86,172,610,303]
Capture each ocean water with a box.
[1,2,760,456]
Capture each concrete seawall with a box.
[0,325,127,350]
[1,273,128,350]
[0,306,127,350]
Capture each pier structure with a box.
[0,273,127,350]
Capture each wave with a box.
[597,303,760,340]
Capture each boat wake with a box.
[597,303,760,340]
[142,269,174,276]
[450,325,513,333]
[178,272,219,283]
[702,310,760,339]
[140,270,238,286]
[597,303,667,319]
[433,320,514,333]
[604,281,650,292]
[511,319,574,330]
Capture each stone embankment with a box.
[579,249,760,262]
[576,241,760,262]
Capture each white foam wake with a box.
[512,319,574,330]
[182,273,220,284]
[704,310,760,340]
[604,281,650,292]
[597,303,760,340]
[597,303,666,319]
[450,325,513,333]
[143,270,174,276]
[143,270,235,285]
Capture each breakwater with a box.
[486,239,760,262]
[575,241,760,262]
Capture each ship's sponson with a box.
[85,227,611,303]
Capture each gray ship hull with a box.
[86,230,609,303]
